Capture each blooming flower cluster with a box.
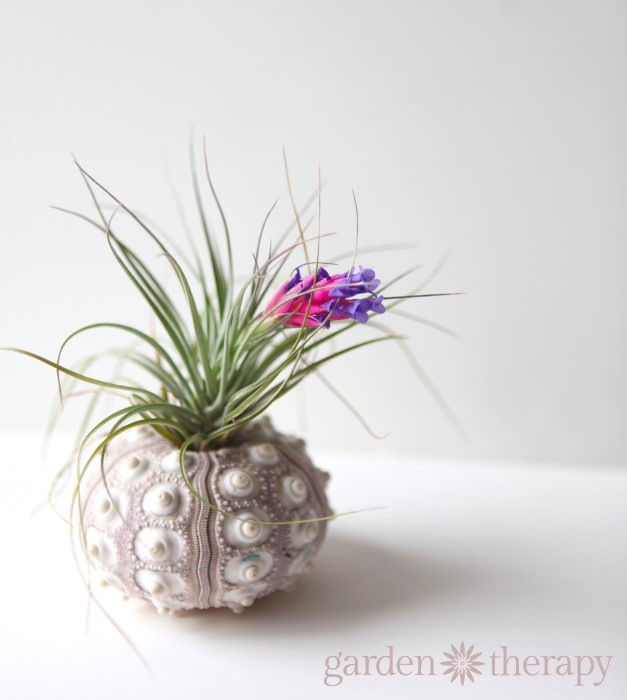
[265,265,386,328]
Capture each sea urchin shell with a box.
[82,418,331,614]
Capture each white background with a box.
[0,2,625,699]
[1,440,626,698]
[1,0,626,463]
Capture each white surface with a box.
[1,437,625,699]
[1,0,627,463]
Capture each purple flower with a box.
[265,265,386,328]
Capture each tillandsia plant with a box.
[4,146,461,615]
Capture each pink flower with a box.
[264,266,385,328]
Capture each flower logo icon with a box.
[440,642,485,685]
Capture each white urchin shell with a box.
[82,418,331,614]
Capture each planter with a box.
[83,418,331,614]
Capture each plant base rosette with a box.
[84,418,331,614]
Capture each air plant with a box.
[3,146,460,616]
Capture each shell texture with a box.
[82,418,331,614]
